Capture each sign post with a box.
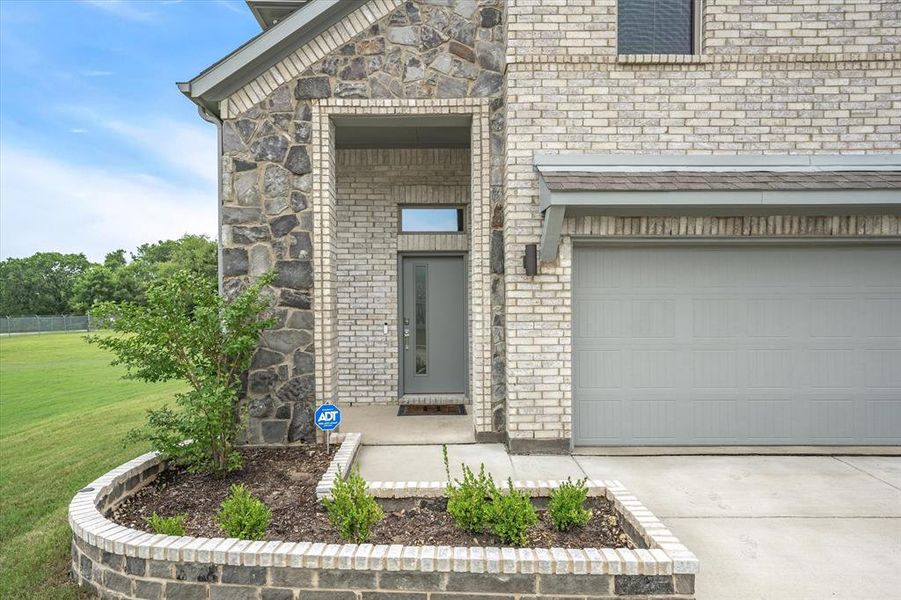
[314,403,341,453]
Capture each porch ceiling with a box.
[333,115,471,149]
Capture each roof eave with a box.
[534,154,901,260]
[179,0,352,118]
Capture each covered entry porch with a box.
[312,99,494,441]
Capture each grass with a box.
[0,332,185,599]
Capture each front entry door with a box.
[401,256,466,394]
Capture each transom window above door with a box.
[400,207,465,233]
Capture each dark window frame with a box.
[616,0,702,56]
[398,205,467,234]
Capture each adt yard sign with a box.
[315,403,341,431]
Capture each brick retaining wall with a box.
[70,439,697,599]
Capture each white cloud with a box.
[100,117,218,186]
[213,0,245,15]
[80,0,158,22]
[0,144,216,261]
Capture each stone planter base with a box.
[69,436,697,599]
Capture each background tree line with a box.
[0,235,217,316]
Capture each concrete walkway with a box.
[356,444,901,600]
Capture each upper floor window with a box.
[618,0,697,55]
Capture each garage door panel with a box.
[573,245,901,446]
[863,349,901,387]
[745,399,796,441]
[805,348,861,388]
[629,350,681,388]
[746,298,796,336]
[862,299,901,336]
[575,400,623,442]
[691,350,741,388]
[692,399,740,440]
[809,298,862,336]
[867,401,901,438]
[746,349,795,388]
[629,399,679,440]
[575,350,622,389]
[630,299,675,338]
[577,299,625,337]
[808,399,857,441]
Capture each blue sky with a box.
[0,0,261,261]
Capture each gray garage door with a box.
[573,244,901,446]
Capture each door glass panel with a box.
[415,265,428,375]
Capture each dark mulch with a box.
[113,446,633,548]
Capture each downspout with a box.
[196,105,225,295]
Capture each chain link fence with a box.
[1,315,99,335]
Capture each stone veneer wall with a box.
[501,0,901,450]
[218,0,507,444]
[335,148,470,404]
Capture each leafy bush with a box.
[145,512,186,536]
[443,445,496,534]
[216,484,271,540]
[548,478,592,531]
[89,270,275,476]
[323,468,384,543]
[486,479,538,546]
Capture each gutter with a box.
[195,105,225,295]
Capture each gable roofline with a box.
[178,0,357,117]
[247,0,314,31]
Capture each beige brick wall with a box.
[506,0,900,57]
[335,148,470,404]
[704,0,900,55]
[502,0,901,444]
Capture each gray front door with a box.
[401,256,466,395]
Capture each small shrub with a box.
[443,445,495,534]
[548,478,592,531]
[91,270,276,477]
[323,467,384,543]
[216,484,271,540]
[486,479,538,546]
[145,512,186,536]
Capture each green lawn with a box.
[0,333,185,599]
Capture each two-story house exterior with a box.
[180,0,901,452]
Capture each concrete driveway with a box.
[357,446,901,600]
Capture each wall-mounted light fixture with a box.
[523,244,538,276]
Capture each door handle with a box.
[403,318,410,351]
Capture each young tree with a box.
[89,270,275,476]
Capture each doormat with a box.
[397,404,467,416]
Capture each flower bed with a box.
[69,434,698,599]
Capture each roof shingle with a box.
[541,170,901,192]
